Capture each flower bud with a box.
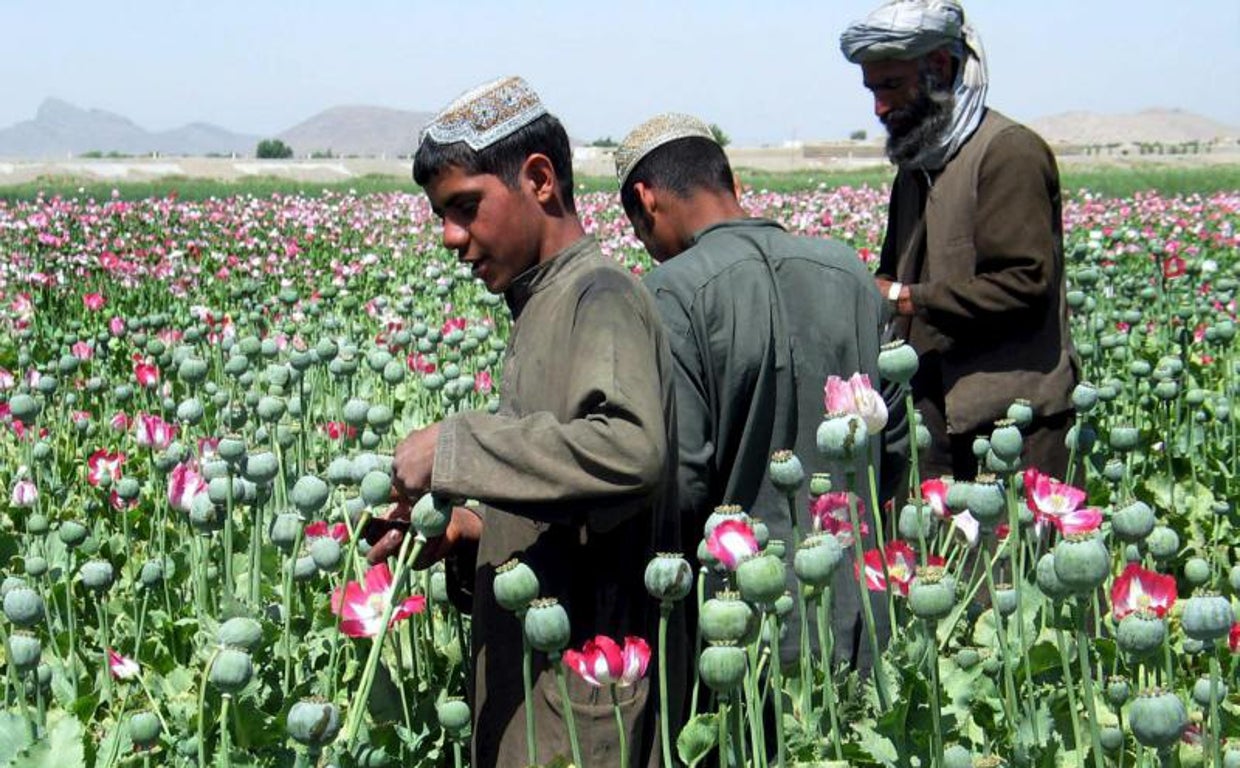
[644,553,693,602]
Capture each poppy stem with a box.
[610,683,628,768]
[552,656,584,768]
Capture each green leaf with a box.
[850,721,898,767]
[0,711,32,764]
[6,711,85,768]
[676,712,718,767]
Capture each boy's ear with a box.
[633,181,659,217]
[521,153,558,205]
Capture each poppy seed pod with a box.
[1146,526,1179,561]
[908,566,956,622]
[1105,676,1130,708]
[269,512,304,551]
[989,420,1023,462]
[1111,499,1155,543]
[1116,611,1166,657]
[966,476,1006,528]
[3,587,44,628]
[1053,534,1110,593]
[808,472,832,497]
[326,457,354,486]
[290,475,330,515]
[359,470,393,507]
[523,598,570,654]
[1191,675,1227,707]
[79,559,115,592]
[736,554,786,606]
[644,553,693,602]
[1183,557,1210,585]
[493,559,540,613]
[26,514,49,535]
[436,697,471,736]
[24,556,47,578]
[877,339,919,384]
[816,413,868,461]
[699,591,754,644]
[411,493,452,539]
[291,556,318,582]
[242,451,279,484]
[9,394,41,423]
[128,710,162,749]
[342,398,370,428]
[793,533,844,588]
[209,648,254,693]
[898,502,936,541]
[58,520,89,548]
[1035,552,1068,601]
[139,559,165,588]
[698,642,747,693]
[943,744,973,768]
[217,617,264,651]
[7,631,42,672]
[1127,689,1187,749]
[1108,426,1140,453]
[309,536,343,572]
[1006,399,1034,429]
[1180,592,1234,642]
[767,450,805,493]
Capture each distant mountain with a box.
[0,98,259,158]
[1029,108,1239,146]
[277,105,435,158]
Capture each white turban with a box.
[840,0,989,170]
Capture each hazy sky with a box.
[7,0,1239,145]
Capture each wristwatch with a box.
[887,281,903,303]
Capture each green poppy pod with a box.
[1006,399,1034,429]
[1108,426,1140,453]
[767,450,805,493]
[966,476,1005,527]
[816,413,868,461]
[953,648,980,669]
[291,555,318,582]
[266,511,302,551]
[341,398,370,428]
[736,554,786,606]
[178,357,209,385]
[435,697,471,736]
[1116,611,1166,657]
[7,631,42,672]
[1230,564,1240,592]
[366,349,392,373]
[139,560,165,588]
[411,493,452,538]
[1191,675,1227,707]
[9,394,40,423]
[943,744,973,768]
[26,514,49,535]
[1104,676,1130,707]
[493,559,540,613]
[523,598,570,654]
[1099,726,1124,753]
[971,436,990,460]
[993,584,1018,617]
[793,533,844,588]
[898,502,936,541]
[808,472,832,497]
[877,339,919,384]
[429,569,449,604]
[366,404,395,432]
[315,339,338,362]
[218,617,264,651]
[382,360,406,385]
[1224,745,1240,768]
[243,451,279,484]
[907,567,956,622]
[256,396,286,423]
[189,495,224,533]
[128,710,162,749]
[1183,557,1210,585]
[209,648,254,693]
[1127,689,1186,749]
[1111,500,1155,543]
[1035,552,1068,601]
[290,475,330,516]
[326,457,354,486]
[1146,526,1179,561]
[703,504,748,538]
[1180,592,1234,642]
[3,587,44,628]
[699,591,754,644]
[359,471,393,507]
[24,556,47,578]
[176,397,205,425]
[79,559,115,592]
[309,537,343,572]
[698,643,747,693]
[1052,534,1110,593]
[989,420,1023,462]
[644,553,693,602]
[115,476,141,501]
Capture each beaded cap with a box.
[420,76,548,151]
[615,112,717,186]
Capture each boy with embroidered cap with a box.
[372,76,682,768]
[615,113,888,672]
[839,1,1078,481]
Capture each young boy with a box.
[372,77,683,768]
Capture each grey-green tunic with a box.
[431,236,683,768]
[643,217,888,668]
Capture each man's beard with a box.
[883,70,954,166]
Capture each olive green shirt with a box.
[432,235,681,768]
[643,217,887,667]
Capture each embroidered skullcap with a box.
[839,0,967,63]
[419,76,549,151]
[615,113,717,186]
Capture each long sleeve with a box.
[908,126,1059,335]
[430,269,668,528]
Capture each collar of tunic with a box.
[687,217,785,247]
[503,235,598,319]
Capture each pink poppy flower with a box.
[1024,468,1087,533]
[1162,255,1186,279]
[1048,507,1103,535]
[331,563,426,638]
[809,492,868,547]
[474,370,493,395]
[133,360,159,389]
[823,372,888,434]
[109,317,126,337]
[563,635,651,688]
[321,421,357,441]
[87,450,125,487]
[71,340,94,360]
[10,479,38,508]
[705,519,760,570]
[110,412,132,433]
[197,437,220,462]
[1230,622,1240,654]
[305,520,349,542]
[83,293,106,311]
[108,648,140,680]
[1110,564,1177,621]
[407,353,436,375]
[855,540,943,596]
[921,478,950,518]
[0,369,14,390]
[135,413,177,450]
[167,462,207,513]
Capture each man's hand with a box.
[392,423,441,502]
[366,505,483,568]
[875,277,915,317]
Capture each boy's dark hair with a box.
[619,136,735,224]
[413,113,576,213]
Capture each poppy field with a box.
[0,178,1238,767]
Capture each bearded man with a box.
[841,1,1079,481]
